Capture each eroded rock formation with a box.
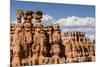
[10,9,95,67]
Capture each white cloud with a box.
[55,16,95,27]
[62,27,95,32]
[54,16,95,40]
[42,14,54,24]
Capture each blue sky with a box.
[10,0,95,41]
[11,0,95,21]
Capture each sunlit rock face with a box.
[10,9,95,67]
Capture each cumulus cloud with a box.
[54,16,95,40]
[41,14,55,24]
[61,27,95,32]
[55,16,95,27]
[41,15,95,29]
